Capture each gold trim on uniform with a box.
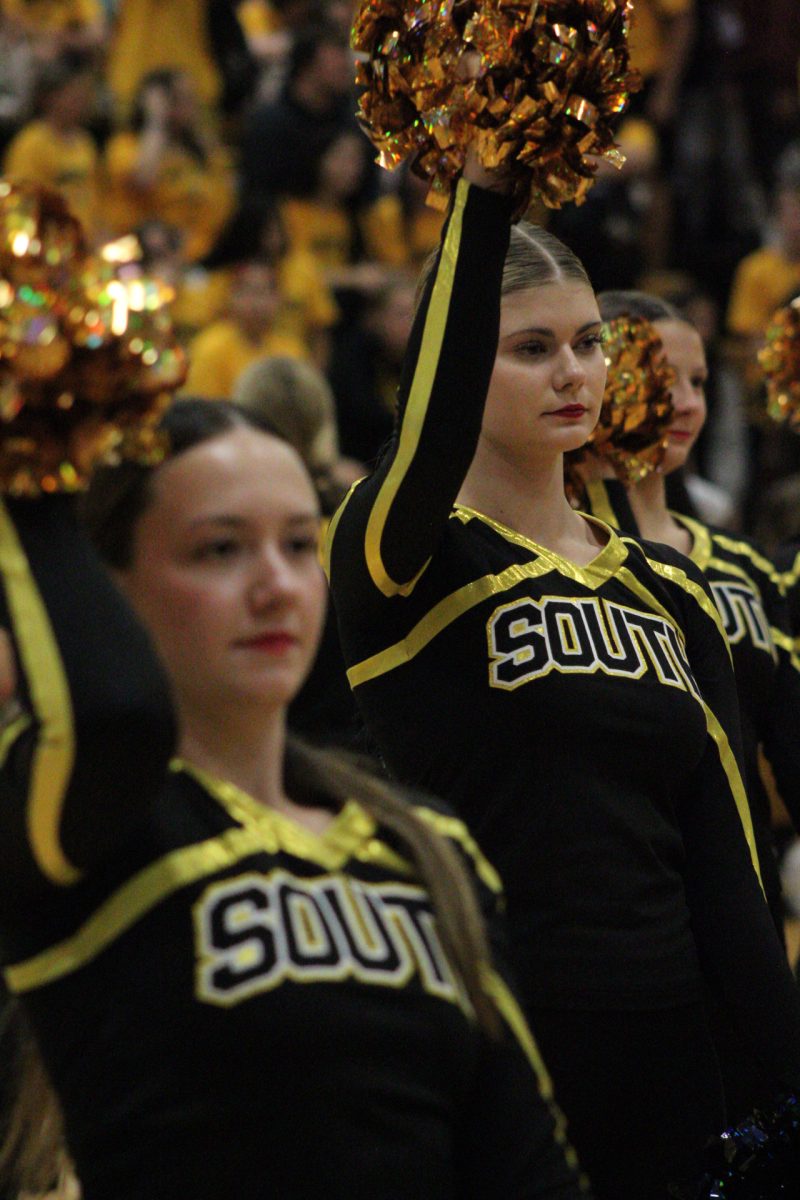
[583,480,620,530]
[480,966,587,1186]
[0,712,31,769]
[0,502,80,886]
[701,702,763,892]
[363,178,469,598]
[636,551,730,655]
[456,505,627,590]
[413,806,503,895]
[347,558,558,688]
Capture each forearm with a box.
[0,496,176,887]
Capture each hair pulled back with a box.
[82,398,497,1032]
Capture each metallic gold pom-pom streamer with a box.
[759,297,800,432]
[0,181,187,495]
[351,0,641,216]
[567,315,674,496]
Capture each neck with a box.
[458,440,596,553]
[178,702,287,809]
[628,470,688,550]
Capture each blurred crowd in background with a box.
[1,0,800,546]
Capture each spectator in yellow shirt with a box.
[104,69,235,262]
[727,162,800,341]
[105,0,222,118]
[183,259,308,398]
[199,197,339,366]
[3,55,102,237]
[2,0,106,61]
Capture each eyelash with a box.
[517,332,603,357]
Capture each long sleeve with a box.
[0,496,176,900]
[670,552,800,1088]
[413,798,590,1198]
[326,178,513,602]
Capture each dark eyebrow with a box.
[505,320,603,339]
[188,512,319,530]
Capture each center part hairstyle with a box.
[416,218,593,312]
[80,398,498,1034]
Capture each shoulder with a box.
[384,784,504,900]
[189,319,238,353]
[621,533,724,632]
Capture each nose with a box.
[671,376,703,416]
[553,344,586,392]
[247,546,299,610]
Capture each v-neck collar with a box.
[455,503,629,590]
[171,758,377,870]
[670,512,711,570]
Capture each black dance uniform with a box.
[325,179,800,1198]
[0,495,585,1200]
[584,479,800,910]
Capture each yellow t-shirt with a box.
[105,0,222,113]
[3,119,101,234]
[727,246,800,337]
[103,131,235,261]
[628,0,693,81]
[170,256,338,344]
[236,0,281,36]
[183,319,308,398]
[3,0,101,31]
[279,198,353,271]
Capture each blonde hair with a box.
[417,219,592,309]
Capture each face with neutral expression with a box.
[655,319,708,474]
[118,428,327,722]
[483,281,606,465]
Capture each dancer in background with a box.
[326,150,800,1199]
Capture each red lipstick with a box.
[548,404,587,418]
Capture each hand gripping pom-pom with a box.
[351,0,641,216]
[0,182,187,495]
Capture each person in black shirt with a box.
[325,152,800,1198]
[0,399,586,1200]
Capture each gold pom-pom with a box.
[0,181,186,495]
[759,297,800,431]
[352,0,641,215]
[568,315,675,492]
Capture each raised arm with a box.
[0,496,176,900]
[326,173,514,600]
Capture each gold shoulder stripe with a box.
[615,557,680,626]
[413,806,503,894]
[0,712,31,770]
[713,534,782,585]
[777,550,800,594]
[771,627,800,673]
[4,825,272,993]
[701,702,763,894]
[480,966,585,1182]
[672,513,712,571]
[363,178,470,598]
[0,503,79,886]
[707,555,759,593]
[584,480,620,529]
[321,478,362,581]
[347,557,556,688]
[639,553,730,658]
[5,812,418,995]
